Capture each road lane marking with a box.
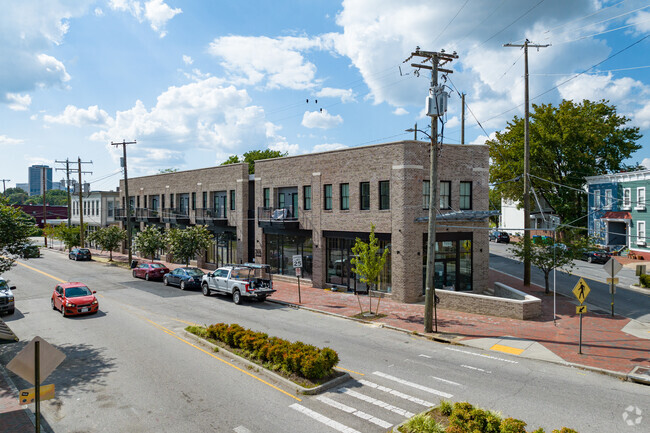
[461,365,491,374]
[338,387,414,418]
[445,347,518,363]
[490,344,525,356]
[13,261,65,282]
[372,371,453,398]
[429,376,462,386]
[358,379,434,406]
[233,426,251,433]
[335,366,364,375]
[418,354,432,358]
[316,395,393,429]
[290,403,361,433]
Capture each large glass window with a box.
[263,188,270,208]
[379,181,390,210]
[230,190,236,210]
[637,221,646,245]
[303,185,312,210]
[213,191,227,218]
[265,234,313,279]
[623,188,631,208]
[440,181,451,209]
[422,233,473,292]
[605,189,612,209]
[459,181,472,210]
[205,232,237,266]
[340,183,349,210]
[202,192,208,208]
[423,180,430,210]
[360,182,370,210]
[192,192,196,211]
[326,236,391,292]
[324,184,332,210]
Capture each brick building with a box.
[118,140,490,302]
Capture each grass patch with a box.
[351,312,387,320]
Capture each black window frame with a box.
[360,182,370,210]
[423,180,430,210]
[230,190,236,210]
[303,185,312,210]
[191,192,196,210]
[263,188,270,209]
[324,184,333,210]
[440,181,451,210]
[202,191,207,208]
[340,183,349,210]
[460,181,472,210]
[379,180,390,210]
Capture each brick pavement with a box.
[0,366,35,433]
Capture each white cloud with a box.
[109,0,181,37]
[208,35,332,89]
[94,7,104,16]
[6,93,32,111]
[557,73,646,106]
[634,101,650,129]
[0,135,24,146]
[315,87,356,103]
[312,143,348,153]
[641,158,650,170]
[628,10,650,34]
[301,109,343,129]
[269,142,300,155]
[182,55,193,65]
[44,105,113,127]
[393,107,408,115]
[182,68,213,82]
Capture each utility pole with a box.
[461,93,466,145]
[61,159,92,248]
[111,140,136,266]
[504,39,549,286]
[55,159,72,227]
[42,168,47,247]
[404,47,458,334]
[0,179,9,194]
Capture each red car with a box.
[51,283,99,317]
[133,262,170,281]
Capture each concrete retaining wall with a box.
[438,284,541,320]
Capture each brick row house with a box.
[117,140,490,303]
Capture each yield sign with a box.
[603,258,623,277]
[6,336,66,385]
[572,278,591,304]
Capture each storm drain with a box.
[629,366,650,385]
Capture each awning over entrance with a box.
[601,211,632,221]
[415,210,499,223]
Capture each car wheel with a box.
[51,298,56,310]
[587,256,593,263]
[8,309,14,315]
[163,276,168,286]
[75,255,78,261]
[233,289,241,305]
[133,270,137,278]
[61,305,65,317]
[257,295,267,302]
[180,281,186,290]
[145,273,150,281]
[202,284,211,296]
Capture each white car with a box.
[201,264,275,304]
[0,277,16,315]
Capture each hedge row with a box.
[639,273,650,288]
[203,323,339,380]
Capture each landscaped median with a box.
[396,401,578,433]
[184,323,350,394]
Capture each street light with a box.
[406,126,439,333]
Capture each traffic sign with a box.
[6,336,66,385]
[606,277,619,284]
[603,258,623,277]
[19,384,55,405]
[572,278,591,304]
[576,305,587,314]
[295,267,301,277]
[292,255,302,268]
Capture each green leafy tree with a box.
[488,99,642,226]
[350,224,390,314]
[4,187,28,205]
[53,224,85,251]
[165,225,213,266]
[25,190,68,205]
[0,197,36,274]
[221,149,288,174]
[87,225,127,261]
[133,225,166,262]
[158,168,179,174]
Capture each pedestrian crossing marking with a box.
[339,387,415,418]
[372,371,453,398]
[358,379,434,407]
[316,396,393,429]
[490,344,525,356]
[289,403,361,433]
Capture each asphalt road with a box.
[489,242,650,323]
[1,249,648,433]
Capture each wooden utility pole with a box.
[42,168,47,247]
[66,159,93,248]
[111,140,136,266]
[504,39,549,286]
[461,93,466,145]
[55,159,72,227]
[0,179,9,194]
[404,47,458,333]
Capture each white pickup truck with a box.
[0,278,16,315]
[201,263,276,304]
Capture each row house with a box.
[117,140,490,303]
[71,191,120,237]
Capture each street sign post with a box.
[603,258,621,317]
[576,305,587,314]
[571,278,591,355]
[293,255,303,304]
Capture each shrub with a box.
[402,412,444,433]
[552,429,578,433]
[439,400,453,416]
[640,273,650,288]
[500,417,527,433]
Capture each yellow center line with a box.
[14,261,65,283]
[335,366,364,376]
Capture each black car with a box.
[163,267,205,290]
[489,231,510,243]
[69,248,92,261]
[582,250,609,264]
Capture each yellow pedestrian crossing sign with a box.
[576,305,587,314]
[572,278,590,304]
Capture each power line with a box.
[477,0,547,47]
[432,0,470,46]
[551,16,650,45]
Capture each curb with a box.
[181,330,351,395]
[0,364,39,431]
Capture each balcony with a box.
[258,207,299,229]
[136,208,160,222]
[195,208,228,226]
[161,208,190,224]
[115,208,136,221]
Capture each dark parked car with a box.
[69,248,92,261]
[582,250,610,264]
[489,231,510,243]
[133,262,170,281]
[164,267,205,290]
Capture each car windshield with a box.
[150,264,165,268]
[0,280,8,290]
[186,269,204,276]
[79,249,90,253]
[65,286,92,297]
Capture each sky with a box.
[2,0,650,192]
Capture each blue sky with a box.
[2,0,650,191]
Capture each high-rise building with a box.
[28,165,53,196]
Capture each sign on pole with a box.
[603,258,623,277]
[295,267,301,277]
[292,255,303,304]
[19,384,55,405]
[292,255,303,268]
[572,278,591,304]
[576,305,587,314]
[7,336,65,385]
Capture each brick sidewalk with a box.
[0,366,35,433]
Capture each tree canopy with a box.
[88,225,126,261]
[488,99,642,227]
[24,190,69,205]
[0,197,35,274]
[221,149,288,174]
[133,225,166,262]
[3,187,29,205]
[165,225,213,266]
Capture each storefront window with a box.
[265,233,313,279]
[422,233,472,292]
[205,232,237,266]
[325,236,391,292]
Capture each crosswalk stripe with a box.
[289,403,361,433]
[339,387,415,418]
[372,371,453,398]
[316,396,393,429]
[430,376,462,386]
[358,379,434,407]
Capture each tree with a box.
[165,225,213,266]
[25,190,68,205]
[488,99,642,226]
[53,224,84,251]
[133,225,166,262]
[0,197,36,274]
[350,224,390,315]
[221,149,288,174]
[4,187,28,205]
[158,168,179,174]
[87,225,127,261]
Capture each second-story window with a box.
[170,193,174,209]
[593,189,600,209]
[263,188,270,208]
[623,188,631,208]
[202,192,207,208]
[136,196,140,208]
[605,189,612,209]
[192,192,196,210]
[230,190,236,210]
[637,187,646,209]
[423,180,430,209]
[460,181,472,210]
[440,181,451,209]
[379,181,390,210]
[360,182,370,210]
[340,183,349,210]
[303,185,311,210]
[324,184,332,210]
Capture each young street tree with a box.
[133,225,166,262]
[54,224,84,251]
[0,197,36,274]
[165,225,213,267]
[87,226,126,261]
[350,224,390,314]
[488,99,642,226]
